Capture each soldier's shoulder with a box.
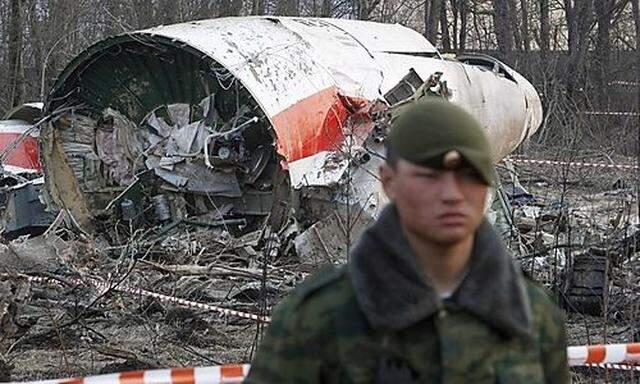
[522,278,566,329]
[274,264,354,319]
[522,278,558,308]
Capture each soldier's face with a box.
[379,159,488,245]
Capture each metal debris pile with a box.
[497,156,640,361]
[41,92,287,241]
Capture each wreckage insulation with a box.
[42,34,285,231]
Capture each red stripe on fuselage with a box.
[0,133,41,171]
[271,86,370,162]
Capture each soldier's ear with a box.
[379,163,396,200]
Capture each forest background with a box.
[0,0,639,153]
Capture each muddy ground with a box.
[1,151,638,383]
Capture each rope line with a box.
[3,365,249,384]
[505,157,639,171]
[0,273,271,323]
[581,111,640,117]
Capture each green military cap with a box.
[387,98,494,185]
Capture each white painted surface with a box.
[123,17,541,188]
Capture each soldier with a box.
[246,99,569,383]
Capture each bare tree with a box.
[424,0,442,42]
[564,0,594,96]
[539,0,550,52]
[218,0,243,17]
[7,0,24,107]
[520,0,530,51]
[355,0,382,20]
[252,0,267,15]
[321,0,333,16]
[440,1,452,51]
[493,0,515,61]
[594,0,616,105]
[275,0,300,15]
[508,0,522,50]
[458,0,468,50]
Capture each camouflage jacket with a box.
[246,206,569,383]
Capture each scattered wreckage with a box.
[34,17,541,260]
[0,103,57,240]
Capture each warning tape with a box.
[506,157,639,172]
[586,363,640,371]
[568,343,640,367]
[0,273,271,324]
[90,280,271,323]
[6,347,640,384]
[608,81,640,86]
[4,365,249,384]
[582,111,640,117]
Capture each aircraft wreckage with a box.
[35,17,541,247]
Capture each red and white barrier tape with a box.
[90,280,271,323]
[568,343,640,367]
[5,365,249,384]
[608,81,640,87]
[7,346,640,384]
[582,111,640,117]
[505,157,639,172]
[0,273,271,323]
[586,363,640,371]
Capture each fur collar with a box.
[348,204,532,338]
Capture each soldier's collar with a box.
[348,204,533,338]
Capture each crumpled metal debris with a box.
[41,88,281,238]
[0,178,57,239]
[294,208,374,264]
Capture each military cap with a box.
[387,98,494,185]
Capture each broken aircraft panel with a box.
[0,119,41,174]
[40,16,543,234]
[0,103,56,239]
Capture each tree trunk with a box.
[450,0,458,50]
[458,0,468,51]
[218,0,243,17]
[252,0,266,15]
[520,0,530,51]
[633,0,640,49]
[424,0,442,43]
[632,0,640,229]
[539,0,550,52]
[594,0,615,105]
[564,0,594,97]
[440,1,451,51]
[275,0,299,16]
[508,0,522,50]
[564,0,577,54]
[7,0,23,108]
[493,0,515,62]
[321,0,332,16]
[355,0,381,20]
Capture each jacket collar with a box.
[348,204,532,338]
